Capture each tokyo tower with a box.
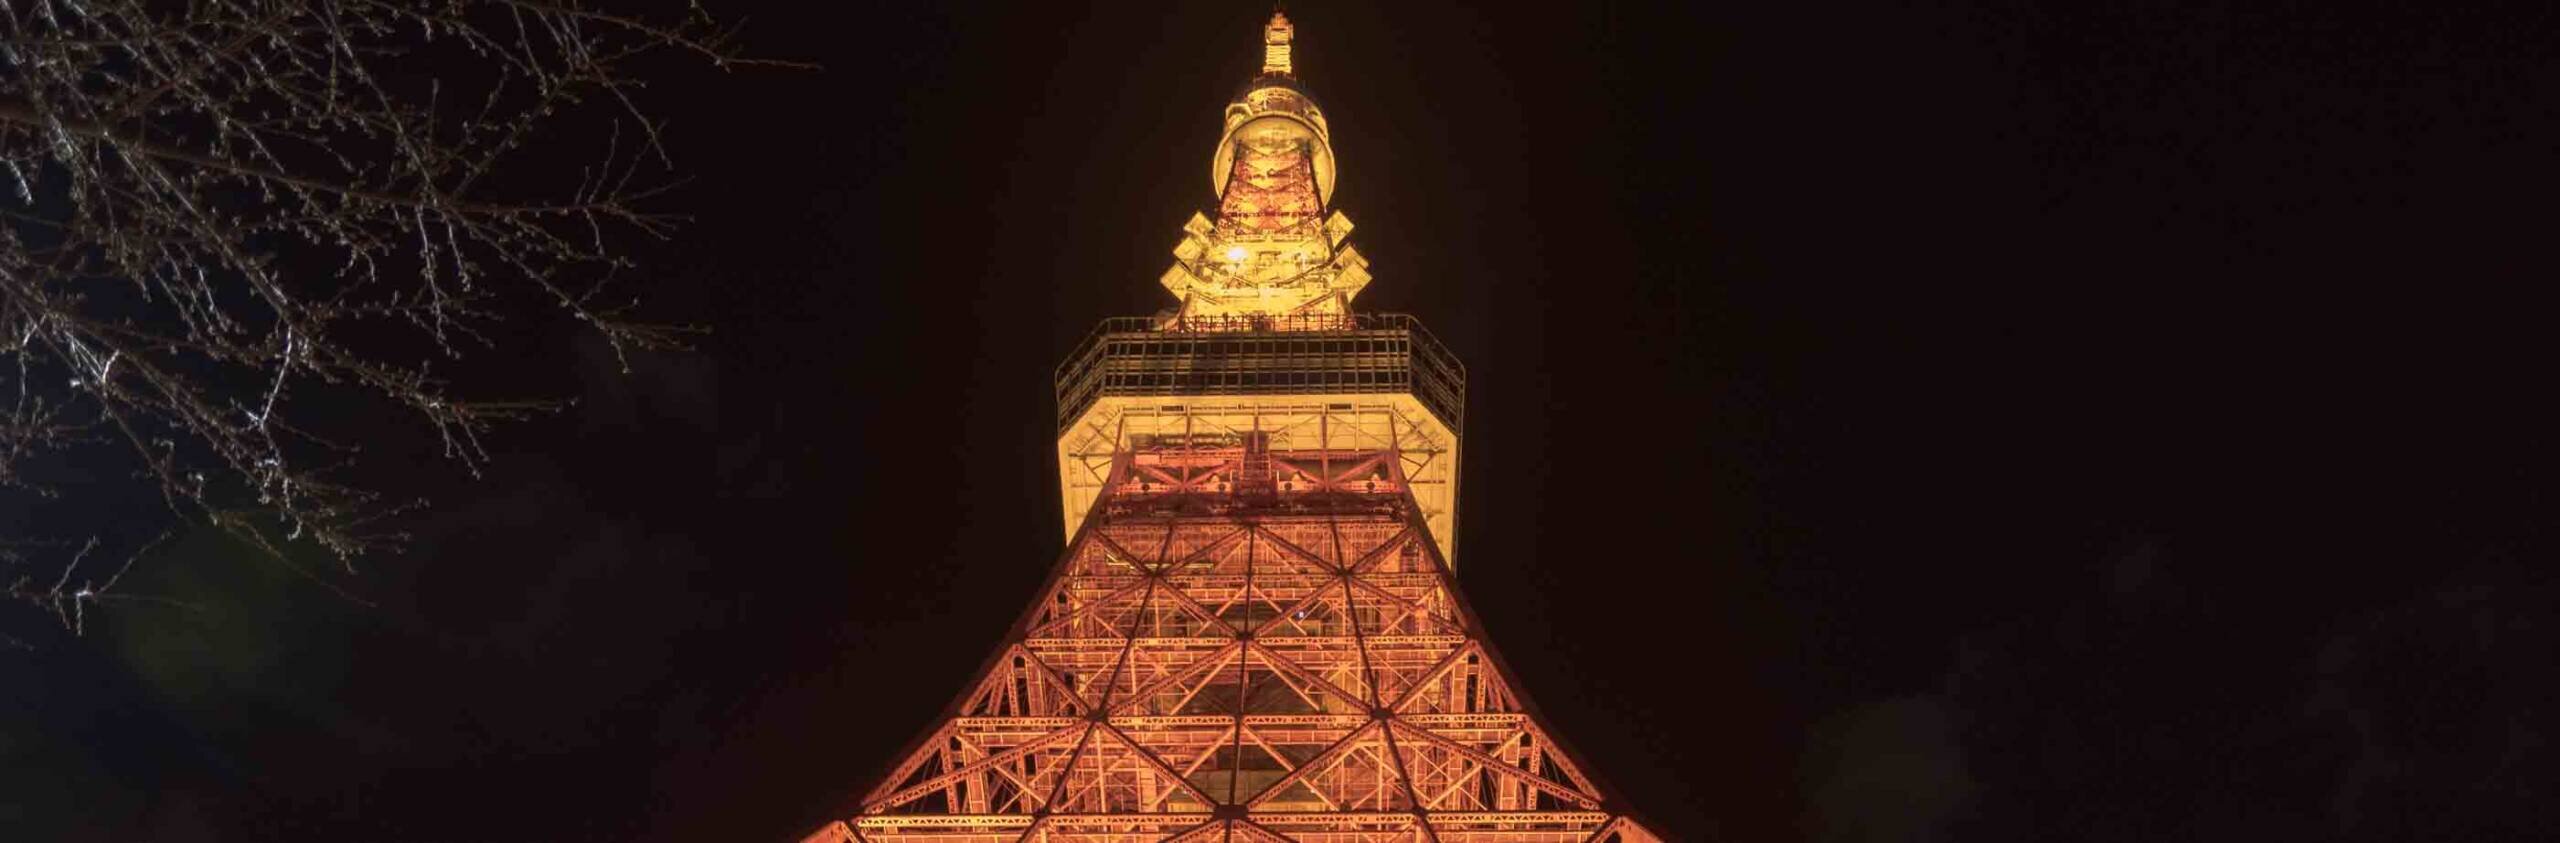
[803,12,1663,843]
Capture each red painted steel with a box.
[825,445,1660,842]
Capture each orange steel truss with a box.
[808,441,1659,843]
[800,12,1661,843]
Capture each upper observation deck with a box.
[1054,312,1465,435]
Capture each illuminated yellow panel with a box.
[1165,12,1360,325]
[809,12,1667,843]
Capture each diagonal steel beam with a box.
[1518,720,1604,800]
[1324,452,1393,488]
[1153,577,1244,638]
[1376,722,1442,843]
[1036,723,1102,813]
[1259,578,1355,638]
[867,721,1087,811]
[1023,578,1148,640]
[1577,815,1636,843]
[1247,641,1371,711]
[859,720,957,806]
[1014,647,1096,715]
[1251,526,1341,574]
[950,732,1048,813]
[1387,721,1602,809]
[1343,526,1418,575]
[1091,530,1147,571]
[1107,641,1243,716]
[1243,720,1380,808]
[1097,721,1223,810]
[1387,642,1482,713]
[1088,579,1160,712]
[1161,525,1251,573]
[1161,724,1240,808]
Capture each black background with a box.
[7,2,2553,841]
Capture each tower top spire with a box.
[1155,8,1360,327]
[1261,10,1294,76]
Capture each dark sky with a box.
[7,1,2554,841]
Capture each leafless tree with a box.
[0,0,772,637]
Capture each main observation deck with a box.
[1051,312,1468,564]
[1054,313,1464,433]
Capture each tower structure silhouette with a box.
[804,13,1661,842]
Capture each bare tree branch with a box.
[0,0,774,635]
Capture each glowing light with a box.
[1263,12,1294,75]
[801,10,1659,841]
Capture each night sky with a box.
[7,2,2554,841]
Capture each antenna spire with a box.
[1262,9,1294,76]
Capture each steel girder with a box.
[813,447,1658,843]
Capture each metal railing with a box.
[1055,312,1465,434]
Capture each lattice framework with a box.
[803,11,1665,841]
[806,443,1658,843]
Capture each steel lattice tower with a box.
[804,13,1662,843]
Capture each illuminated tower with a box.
[805,14,1660,843]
